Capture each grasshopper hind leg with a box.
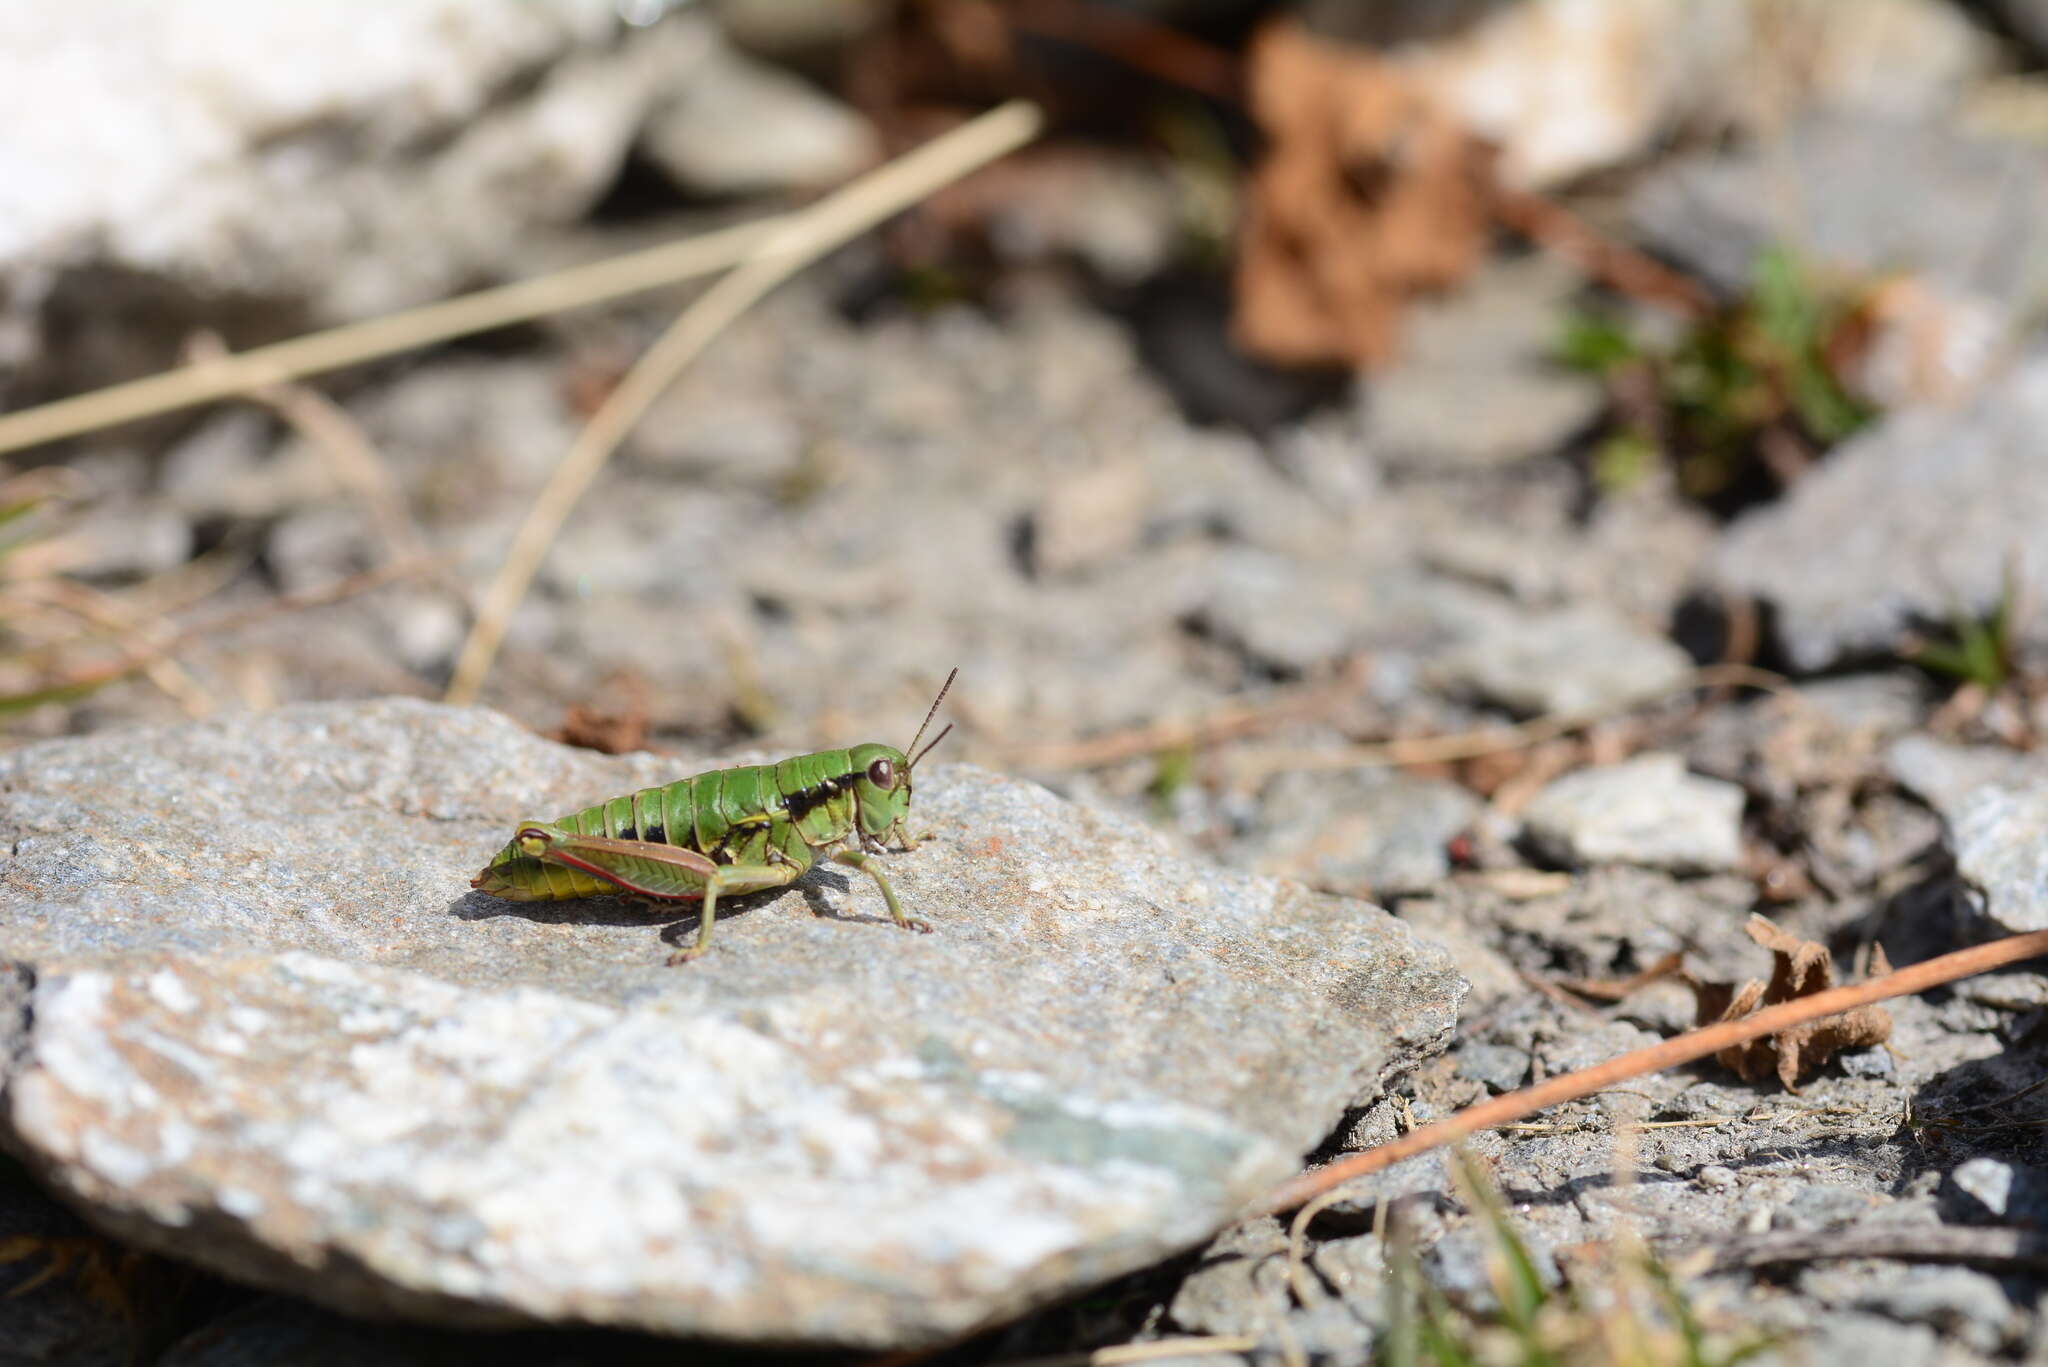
[665,862,804,965]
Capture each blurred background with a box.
[20,4,2048,1363]
[2,0,2045,886]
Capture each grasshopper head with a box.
[851,668,957,841]
[848,741,914,838]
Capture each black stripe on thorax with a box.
[781,771,856,821]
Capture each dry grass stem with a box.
[1015,663,1794,779]
[7,558,429,710]
[1489,184,1713,319]
[1705,1225,2048,1274]
[444,99,1044,706]
[0,219,794,456]
[1227,663,1797,783]
[1003,658,1368,769]
[1255,928,2048,1217]
[1285,1183,1349,1309]
[23,579,216,717]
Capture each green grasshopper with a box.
[471,671,955,964]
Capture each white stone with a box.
[1521,752,1745,873]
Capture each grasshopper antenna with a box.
[910,724,953,770]
[906,668,958,769]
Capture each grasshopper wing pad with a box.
[532,831,719,900]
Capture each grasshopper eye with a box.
[867,757,897,790]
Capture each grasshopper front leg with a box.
[833,849,931,935]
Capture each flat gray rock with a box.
[1429,604,1694,717]
[1630,114,2048,302]
[1890,736,2048,932]
[0,1,679,392]
[1520,753,1745,874]
[1711,358,2048,672]
[639,18,875,196]
[1237,770,1481,899]
[1365,256,1604,469]
[0,700,1460,1348]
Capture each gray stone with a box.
[1366,256,1604,468]
[0,4,694,390]
[1890,738,2048,933]
[1167,1218,1378,1363]
[1194,548,1362,674]
[1788,1312,1940,1367]
[381,592,470,678]
[1238,770,1480,899]
[1713,358,2048,672]
[1631,114,2048,304]
[1454,1042,1529,1094]
[1938,786,2048,932]
[0,700,1461,1349]
[43,500,193,582]
[1166,1219,1290,1338]
[266,506,375,595]
[639,22,877,196]
[1194,556,1510,687]
[1951,1157,2028,1222]
[1889,736,2041,816]
[1422,1223,1559,1315]
[1960,971,2048,1012]
[1978,1163,2048,1231]
[1429,604,1694,717]
[1630,110,2027,413]
[1535,1015,1661,1077]
[1797,673,1928,738]
[1835,1047,1895,1080]
[1520,754,1745,873]
[1772,1185,1886,1233]
[1025,461,1151,578]
[1857,1267,2016,1355]
[1389,900,1524,1017]
[1011,155,1183,286]
[160,414,296,521]
[1419,493,1716,627]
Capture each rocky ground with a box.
[10,2,2048,1364]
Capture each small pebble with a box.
[1952,1157,2016,1218]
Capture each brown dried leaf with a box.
[549,704,647,756]
[549,675,652,756]
[1684,915,1892,1091]
[1233,18,1495,368]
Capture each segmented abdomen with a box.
[558,761,805,847]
